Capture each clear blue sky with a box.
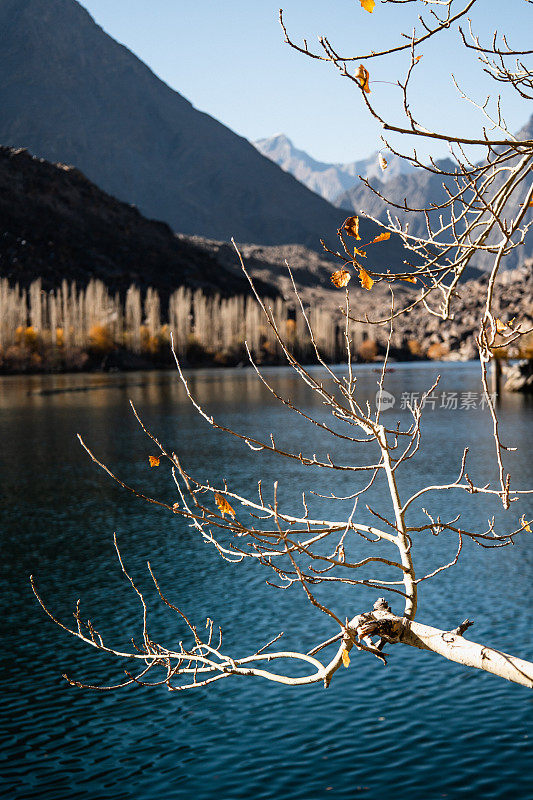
[78,0,533,164]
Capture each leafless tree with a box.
[31,0,532,692]
[31,247,533,690]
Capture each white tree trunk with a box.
[402,619,533,688]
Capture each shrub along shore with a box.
[0,277,397,373]
[2,276,530,374]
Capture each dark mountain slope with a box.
[0,0,355,249]
[0,146,276,299]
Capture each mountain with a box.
[0,146,277,300]
[253,134,414,203]
[336,117,533,270]
[0,0,361,249]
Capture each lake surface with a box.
[0,363,532,800]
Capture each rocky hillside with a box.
[254,134,413,203]
[0,0,360,249]
[386,264,533,361]
[0,146,276,301]
[183,235,532,361]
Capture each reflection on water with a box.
[0,364,532,800]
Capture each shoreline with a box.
[0,353,475,379]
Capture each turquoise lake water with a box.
[0,363,531,799]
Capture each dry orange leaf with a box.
[378,153,388,171]
[344,216,361,239]
[400,276,417,283]
[360,0,375,12]
[355,64,371,93]
[215,492,236,518]
[148,455,160,467]
[415,55,423,63]
[495,317,515,334]
[342,649,351,668]
[354,247,367,259]
[520,515,532,532]
[371,232,391,244]
[172,502,180,512]
[359,268,374,291]
[331,269,351,288]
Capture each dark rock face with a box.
[504,360,533,393]
[0,146,276,300]
[0,0,356,249]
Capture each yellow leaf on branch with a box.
[360,0,375,12]
[344,216,361,239]
[378,153,388,171]
[215,492,236,518]
[371,232,391,244]
[495,318,515,334]
[520,515,532,532]
[148,455,160,467]
[355,64,371,93]
[331,269,351,288]
[359,268,374,291]
[399,276,417,283]
[342,649,351,668]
